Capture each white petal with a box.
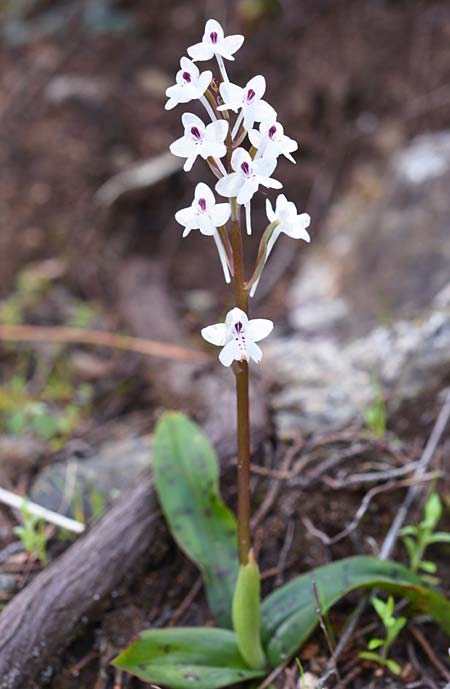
[219,81,243,110]
[201,141,227,159]
[180,56,199,77]
[187,42,214,61]
[170,136,193,158]
[246,339,263,364]
[205,119,228,143]
[175,206,198,229]
[165,97,177,111]
[260,176,282,190]
[182,112,205,131]
[252,99,277,123]
[231,147,251,170]
[248,129,261,149]
[275,193,289,213]
[197,212,216,235]
[198,70,213,94]
[226,307,248,329]
[242,107,256,133]
[183,155,197,172]
[194,182,215,208]
[201,322,226,346]
[237,180,258,205]
[288,214,311,241]
[204,19,224,42]
[216,172,242,198]
[218,340,237,367]
[211,203,231,226]
[254,155,277,177]
[222,34,244,56]
[246,75,266,99]
[247,318,273,342]
[265,198,275,223]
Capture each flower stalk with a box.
[229,198,251,564]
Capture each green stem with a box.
[230,197,251,565]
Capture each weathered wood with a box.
[0,477,164,689]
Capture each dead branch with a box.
[0,324,211,364]
[0,478,165,689]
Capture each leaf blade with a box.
[261,556,450,666]
[152,412,239,627]
[112,627,265,689]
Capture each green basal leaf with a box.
[232,553,266,670]
[112,627,265,689]
[261,556,450,666]
[152,412,239,628]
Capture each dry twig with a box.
[0,324,211,364]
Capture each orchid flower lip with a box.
[201,307,273,366]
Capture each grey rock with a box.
[289,130,450,338]
[266,306,450,437]
[30,435,152,520]
[272,131,450,436]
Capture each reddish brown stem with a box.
[229,198,251,565]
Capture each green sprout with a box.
[360,595,406,676]
[364,376,386,438]
[13,501,48,565]
[400,491,450,583]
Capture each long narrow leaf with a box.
[152,412,239,627]
[261,556,450,666]
[112,627,265,689]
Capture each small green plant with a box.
[13,501,48,565]
[360,595,406,676]
[400,491,450,583]
[364,377,386,437]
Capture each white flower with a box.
[175,182,231,236]
[218,75,276,133]
[215,147,282,206]
[249,119,298,163]
[165,57,212,111]
[187,19,244,62]
[265,194,311,250]
[201,307,273,367]
[175,183,231,283]
[250,194,310,296]
[170,113,228,172]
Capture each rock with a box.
[288,130,450,339]
[270,131,450,436]
[266,305,450,437]
[30,435,152,520]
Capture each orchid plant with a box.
[113,19,450,689]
